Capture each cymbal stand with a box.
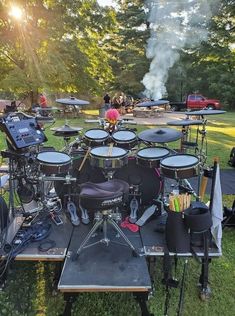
[195,117,208,166]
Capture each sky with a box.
[97,0,115,7]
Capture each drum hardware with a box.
[66,201,80,226]
[129,185,141,223]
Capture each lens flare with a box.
[9,6,23,20]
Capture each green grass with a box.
[0,112,235,315]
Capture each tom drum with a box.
[160,154,199,179]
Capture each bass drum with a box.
[54,154,106,202]
[114,158,161,206]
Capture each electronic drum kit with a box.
[0,106,226,228]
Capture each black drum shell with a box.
[37,151,71,175]
[89,146,128,170]
[160,154,199,179]
[83,129,109,147]
[111,130,137,150]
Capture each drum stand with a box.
[195,119,208,166]
[181,126,198,154]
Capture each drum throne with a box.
[72,178,139,260]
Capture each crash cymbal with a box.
[56,97,90,105]
[185,110,226,116]
[138,127,182,143]
[136,100,169,107]
[167,119,203,126]
[51,124,83,133]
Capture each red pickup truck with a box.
[170,94,221,111]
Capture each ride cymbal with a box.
[185,110,226,116]
[136,100,169,107]
[138,127,182,143]
[56,97,90,105]
[167,119,203,126]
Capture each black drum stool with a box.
[72,179,139,260]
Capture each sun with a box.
[9,5,23,20]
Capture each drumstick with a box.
[78,147,91,172]
[199,175,208,202]
[107,143,114,157]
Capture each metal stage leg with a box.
[133,292,154,316]
[61,293,78,316]
[199,232,211,301]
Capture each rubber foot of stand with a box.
[199,286,212,301]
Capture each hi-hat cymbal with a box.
[167,119,203,126]
[56,97,90,105]
[138,127,182,143]
[185,110,226,116]
[36,116,55,124]
[51,124,83,134]
[136,100,169,107]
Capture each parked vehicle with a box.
[170,94,221,111]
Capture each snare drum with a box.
[90,146,128,169]
[111,130,137,149]
[37,151,71,175]
[136,147,170,168]
[83,129,109,147]
[160,154,199,179]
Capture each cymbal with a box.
[136,100,169,107]
[167,119,203,126]
[138,127,182,143]
[185,110,226,116]
[56,97,90,105]
[51,124,83,134]
[35,116,55,124]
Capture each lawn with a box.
[0,111,234,316]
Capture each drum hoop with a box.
[37,151,71,165]
[160,163,198,171]
[90,152,128,159]
[90,147,128,159]
[38,161,71,167]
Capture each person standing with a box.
[103,93,111,111]
[39,93,47,108]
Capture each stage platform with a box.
[58,224,151,292]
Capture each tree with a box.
[105,0,149,97]
[0,0,115,105]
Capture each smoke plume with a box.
[143,0,215,100]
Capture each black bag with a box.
[228,147,235,167]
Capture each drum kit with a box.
[34,108,225,225]
[0,107,226,228]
